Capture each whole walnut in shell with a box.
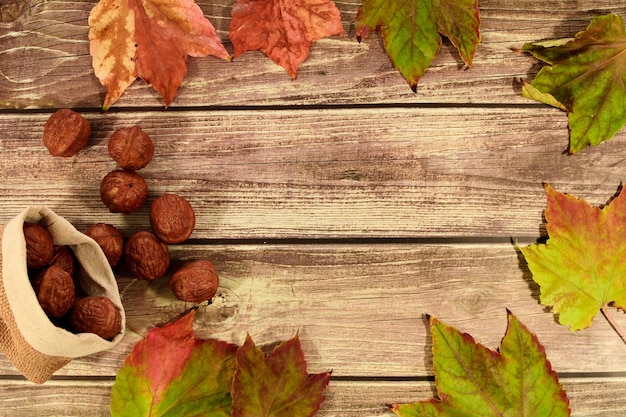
[169,260,219,303]
[49,245,76,276]
[32,265,75,319]
[85,223,123,267]
[69,296,121,340]
[100,169,148,213]
[108,126,154,170]
[149,193,196,244]
[124,231,170,280]
[42,109,91,157]
[23,222,54,269]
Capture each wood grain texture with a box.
[0,109,624,238]
[1,0,626,414]
[1,244,624,378]
[0,0,625,108]
[0,377,625,416]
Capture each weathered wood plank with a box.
[1,377,625,416]
[0,108,623,238]
[1,0,624,108]
[1,244,624,378]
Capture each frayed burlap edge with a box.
[0,225,71,384]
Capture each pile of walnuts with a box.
[24,221,122,340]
[42,109,220,307]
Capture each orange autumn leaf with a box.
[229,0,344,78]
[89,0,230,110]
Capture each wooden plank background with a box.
[1,0,626,415]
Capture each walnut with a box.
[169,260,219,303]
[42,109,91,157]
[49,245,76,276]
[23,222,54,269]
[149,193,196,244]
[108,126,154,170]
[100,169,148,213]
[124,231,170,280]
[85,223,123,267]
[32,265,75,319]
[69,296,122,340]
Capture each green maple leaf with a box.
[355,0,480,91]
[393,311,570,417]
[520,13,626,153]
[110,310,238,417]
[520,183,626,331]
[232,334,331,417]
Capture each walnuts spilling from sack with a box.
[41,113,221,306]
[121,196,220,305]
[24,221,122,341]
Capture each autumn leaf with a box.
[393,311,570,417]
[89,0,230,110]
[229,0,344,78]
[110,310,238,417]
[520,183,626,332]
[232,334,331,417]
[110,310,330,416]
[519,14,626,153]
[355,0,480,91]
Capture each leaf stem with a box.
[601,305,626,345]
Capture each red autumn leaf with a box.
[89,0,230,110]
[232,334,331,417]
[124,309,196,398]
[229,0,344,78]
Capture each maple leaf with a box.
[232,334,331,417]
[229,0,344,78]
[393,311,571,417]
[355,0,480,91]
[520,183,626,332]
[519,14,626,153]
[88,0,230,110]
[110,310,238,417]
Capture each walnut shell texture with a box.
[23,222,54,269]
[149,193,196,244]
[42,108,91,157]
[124,231,170,280]
[108,126,154,170]
[169,260,219,303]
[69,296,121,340]
[100,169,148,213]
[85,223,123,267]
[49,245,76,276]
[32,265,75,318]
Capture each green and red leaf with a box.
[110,310,238,417]
[355,0,480,91]
[232,334,331,417]
[521,183,626,331]
[393,311,570,417]
[519,13,626,152]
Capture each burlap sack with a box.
[0,206,125,383]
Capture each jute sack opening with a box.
[0,206,125,383]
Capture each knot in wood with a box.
[1,0,28,23]
[458,288,489,314]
